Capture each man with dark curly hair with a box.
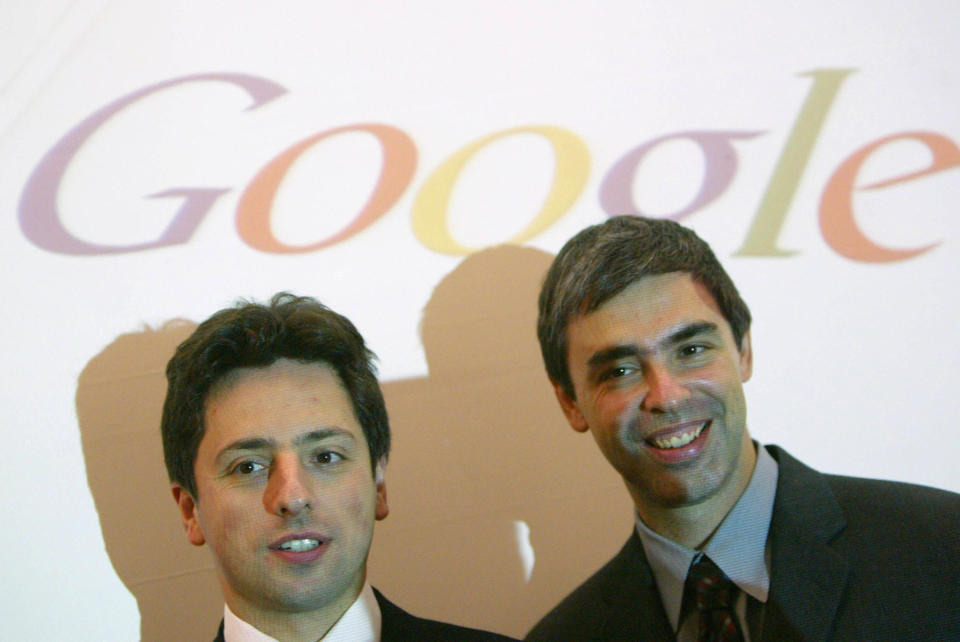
[162,293,512,642]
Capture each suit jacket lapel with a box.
[374,587,413,639]
[596,532,675,640]
[212,618,225,642]
[763,446,849,641]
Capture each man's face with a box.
[172,359,387,623]
[555,272,754,515]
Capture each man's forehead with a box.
[577,272,717,315]
[566,273,730,343]
[199,359,364,452]
[207,358,342,401]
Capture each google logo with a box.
[19,70,956,261]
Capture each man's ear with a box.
[553,382,590,433]
[171,485,206,547]
[739,330,753,382]
[374,458,389,521]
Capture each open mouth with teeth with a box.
[277,538,322,552]
[647,421,709,450]
[270,535,329,562]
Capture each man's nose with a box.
[263,455,314,517]
[640,363,690,412]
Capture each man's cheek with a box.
[612,397,640,437]
[218,506,269,545]
[341,478,379,534]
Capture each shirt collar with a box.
[634,443,778,631]
[223,581,382,642]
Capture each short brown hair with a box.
[537,216,751,398]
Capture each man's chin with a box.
[274,569,366,614]
[627,465,730,510]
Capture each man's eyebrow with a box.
[587,345,642,369]
[584,322,721,370]
[666,321,719,345]
[218,437,273,455]
[214,437,274,466]
[294,428,356,446]
[215,428,356,461]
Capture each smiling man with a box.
[527,216,960,641]
[162,293,511,641]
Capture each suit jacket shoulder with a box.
[527,445,960,641]
[375,588,516,641]
[764,445,960,641]
[526,533,673,641]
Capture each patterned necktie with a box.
[685,555,745,642]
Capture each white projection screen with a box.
[2,2,958,639]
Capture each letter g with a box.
[18,72,286,255]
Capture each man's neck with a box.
[633,438,758,549]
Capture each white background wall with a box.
[1,2,958,639]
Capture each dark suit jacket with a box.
[527,445,960,641]
[213,587,515,641]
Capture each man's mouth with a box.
[647,421,709,450]
[276,538,322,552]
[269,533,329,562]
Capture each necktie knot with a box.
[685,555,744,642]
[688,555,738,610]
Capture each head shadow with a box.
[369,244,632,638]
[77,320,221,641]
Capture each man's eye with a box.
[603,365,637,380]
[234,460,266,475]
[680,344,707,356]
[315,451,344,465]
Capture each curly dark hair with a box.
[538,216,751,398]
[161,292,390,498]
